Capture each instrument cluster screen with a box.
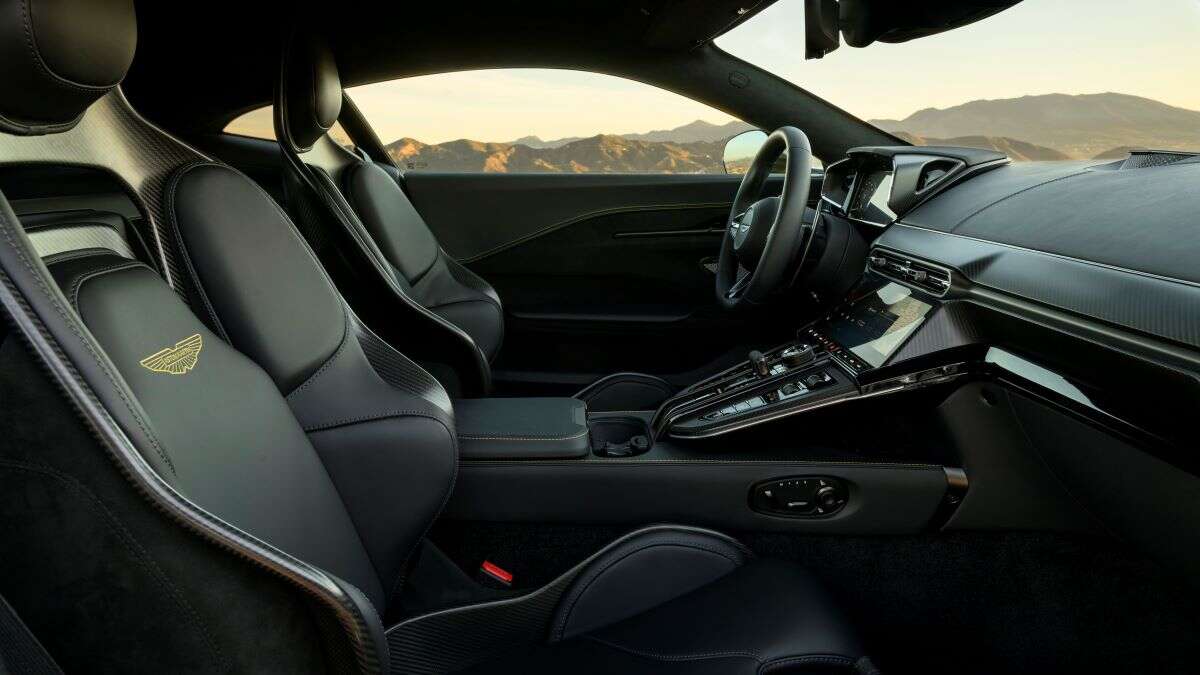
[825,282,932,367]
[848,170,896,225]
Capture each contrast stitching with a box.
[383,525,743,634]
[554,540,742,640]
[0,210,178,476]
[464,459,941,468]
[301,409,445,433]
[284,307,352,399]
[67,261,144,312]
[19,0,119,92]
[760,654,855,673]
[40,248,119,267]
[584,635,761,663]
[0,460,228,670]
[385,417,459,609]
[459,429,587,442]
[163,163,233,343]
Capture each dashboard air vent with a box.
[868,249,952,296]
[916,159,960,191]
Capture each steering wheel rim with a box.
[715,126,814,309]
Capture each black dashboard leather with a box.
[0,0,136,135]
[453,397,590,459]
[901,159,1200,285]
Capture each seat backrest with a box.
[274,36,501,395]
[45,251,385,603]
[163,161,459,619]
[0,2,458,669]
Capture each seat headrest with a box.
[0,0,137,136]
[277,35,342,153]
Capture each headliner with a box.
[124,0,778,133]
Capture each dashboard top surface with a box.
[899,157,1200,285]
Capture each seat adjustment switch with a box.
[750,476,849,517]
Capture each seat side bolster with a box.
[550,528,751,641]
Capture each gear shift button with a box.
[749,350,770,377]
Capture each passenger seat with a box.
[273,36,679,411]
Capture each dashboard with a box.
[668,145,1200,466]
[656,144,1200,582]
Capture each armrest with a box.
[453,397,590,460]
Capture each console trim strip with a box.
[667,362,970,439]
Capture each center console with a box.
[652,277,968,440]
[448,261,977,535]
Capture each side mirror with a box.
[723,130,788,175]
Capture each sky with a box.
[231,0,1200,145]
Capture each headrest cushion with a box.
[0,0,137,135]
[279,36,342,152]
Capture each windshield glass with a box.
[717,0,1200,160]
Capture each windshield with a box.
[717,0,1200,160]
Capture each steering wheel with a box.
[715,126,814,309]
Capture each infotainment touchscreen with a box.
[825,283,932,367]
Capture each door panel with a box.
[404,172,817,393]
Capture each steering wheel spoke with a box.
[715,126,813,310]
[725,266,751,299]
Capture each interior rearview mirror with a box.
[805,0,841,59]
[723,130,787,175]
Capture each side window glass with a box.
[347,69,758,174]
[224,108,356,151]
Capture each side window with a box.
[224,107,356,151]
[346,69,756,174]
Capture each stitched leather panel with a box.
[0,0,136,134]
[453,397,589,459]
[551,529,750,641]
[43,253,385,610]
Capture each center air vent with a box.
[868,249,952,296]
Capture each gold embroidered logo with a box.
[139,334,203,375]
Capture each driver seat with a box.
[274,36,675,410]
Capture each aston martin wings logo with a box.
[139,334,203,375]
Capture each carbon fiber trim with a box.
[26,224,134,260]
[0,93,385,671]
[353,313,453,416]
[0,90,208,296]
[887,301,986,365]
[878,224,1200,351]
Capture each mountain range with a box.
[387,134,727,174]
[872,93,1200,159]
[504,120,755,149]
[385,93,1200,173]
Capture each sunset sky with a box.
[231,0,1200,145]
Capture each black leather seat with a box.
[273,37,678,411]
[0,2,870,672]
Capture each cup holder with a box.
[589,417,653,457]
